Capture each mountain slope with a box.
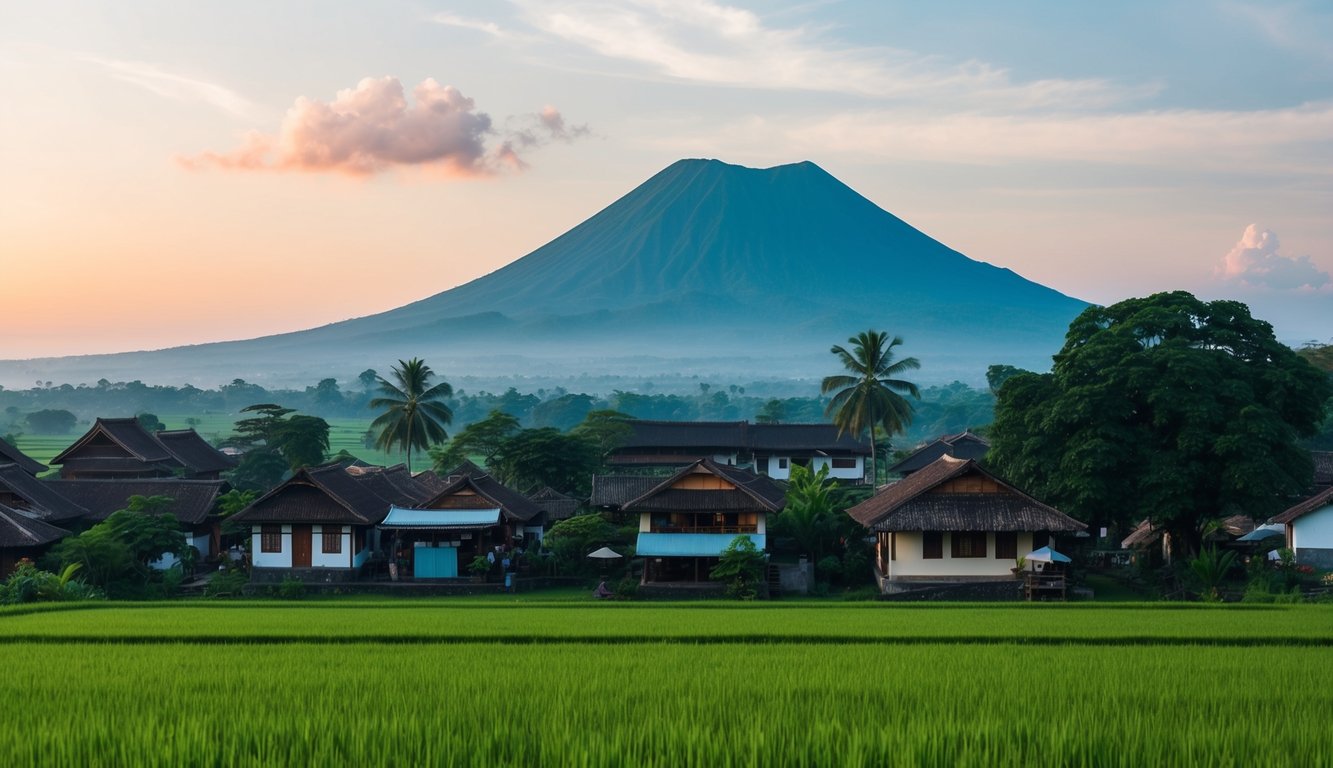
[1,159,1088,387]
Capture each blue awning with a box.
[380,505,501,529]
[635,532,766,557]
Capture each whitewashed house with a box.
[1272,486,1333,568]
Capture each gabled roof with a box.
[51,418,177,466]
[154,430,237,473]
[0,464,89,522]
[591,475,665,509]
[233,463,398,525]
[528,486,581,521]
[419,469,543,523]
[622,459,786,513]
[0,504,69,549]
[885,431,991,476]
[0,437,47,475]
[347,464,436,507]
[847,455,1084,533]
[1272,485,1333,526]
[45,479,227,526]
[613,420,870,455]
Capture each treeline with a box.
[0,376,999,450]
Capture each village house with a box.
[607,459,784,589]
[0,503,70,574]
[49,418,236,480]
[0,462,89,526]
[47,478,228,562]
[607,420,870,482]
[1271,485,1333,568]
[847,455,1085,594]
[885,431,990,478]
[380,464,545,580]
[0,436,48,476]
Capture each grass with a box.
[0,601,1329,766]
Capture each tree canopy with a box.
[370,358,453,473]
[988,292,1331,556]
[821,330,921,484]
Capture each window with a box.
[777,458,789,470]
[922,532,943,559]
[994,532,1018,560]
[951,531,987,558]
[890,532,897,561]
[354,528,366,552]
[831,457,857,469]
[321,527,343,554]
[260,525,282,553]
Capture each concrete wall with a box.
[311,525,349,569]
[765,455,863,481]
[251,524,292,569]
[886,531,1034,581]
[1293,504,1333,567]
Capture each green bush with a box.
[205,568,250,599]
[0,561,101,605]
[276,576,306,600]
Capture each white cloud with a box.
[1218,224,1330,290]
[81,55,258,119]
[429,12,507,38]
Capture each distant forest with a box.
[0,374,998,452]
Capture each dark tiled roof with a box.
[155,430,237,473]
[420,471,543,523]
[234,464,399,525]
[591,475,664,508]
[886,431,991,476]
[46,478,226,526]
[1272,486,1333,526]
[348,465,436,506]
[53,457,180,476]
[411,470,451,495]
[623,459,786,514]
[0,464,89,522]
[0,504,69,548]
[615,420,870,454]
[0,438,46,475]
[847,455,1083,533]
[528,486,581,521]
[52,418,177,465]
[1313,452,1332,487]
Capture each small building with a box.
[608,420,870,482]
[1271,486,1333,568]
[885,431,990,478]
[0,503,70,574]
[846,455,1086,593]
[622,459,785,587]
[528,486,581,523]
[381,465,546,580]
[50,418,236,480]
[47,478,229,561]
[0,437,48,476]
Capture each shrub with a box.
[710,536,767,600]
[0,561,101,605]
[276,576,306,600]
[205,568,250,599]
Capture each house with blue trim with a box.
[618,459,785,587]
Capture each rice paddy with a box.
[2,602,1330,766]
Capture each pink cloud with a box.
[1217,224,1329,291]
[182,77,583,176]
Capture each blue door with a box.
[414,546,458,578]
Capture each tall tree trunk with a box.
[869,428,877,486]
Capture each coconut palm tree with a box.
[369,358,454,472]
[821,330,921,485]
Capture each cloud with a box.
[182,77,584,176]
[429,12,508,38]
[510,0,1154,107]
[1217,224,1330,290]
[82,55,258,119]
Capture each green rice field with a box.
[2,602,1330,766]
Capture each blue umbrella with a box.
[1026,546,1071,563]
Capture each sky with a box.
[2,0,1331,359]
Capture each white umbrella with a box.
[1026,546,1072,563]
[587,546,623,560]
[1237,524,1284,543]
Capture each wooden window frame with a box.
[831,457,857,469]
[321,527,343,554]
[950,531,988,559]
[922,531,943,559]
[260,525,282,554]
[994,532,1018,560]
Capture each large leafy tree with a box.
[489,428,601,496]
[223,404,330,488]
[821,330,921,484]
[429,409,520,472]
[370,358,454,472]
[989,292,1331,557]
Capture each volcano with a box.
[2,159,1088,387]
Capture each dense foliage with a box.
[0,562,100,605]
[990,292,1332,555]
[45,496,190,599]
[822,330,921,483]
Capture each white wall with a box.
[250,525,292,568]
[311,525,350,569]
[887,532,1034,580]
[1293,504,1333,551]
[765,455,863,481]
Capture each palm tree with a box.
[369,358,454,472]
[821,330,921,485]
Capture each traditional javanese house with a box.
[528,486,580,523]
[1271,486,1333,568]
[47,478,229,561]
[620,459,785,587]
[847,455,1085,594]
[49,418,236,480]
[884,431,990,478]
[607,420,870,482]
[232,463,432,582]
[0,463,89,526]
[380,465,544,580]
[0,437,48,476]
[0,503,70,574]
